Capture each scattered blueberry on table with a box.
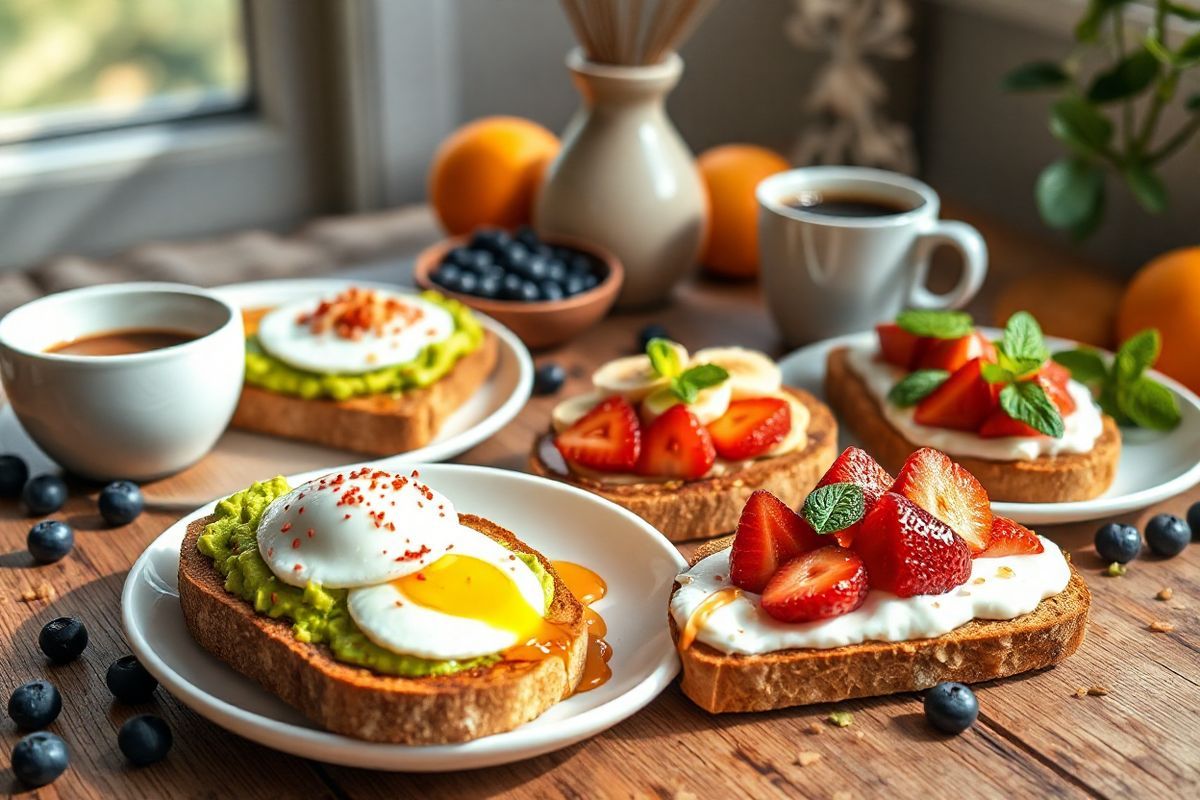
[11,731,69,788]
[1094,523,1141,564]
[924,682,979,734]
[7,680,62,730]
[27,520,74,564]
[23,474,68,516]
[98,480,144,526]
[1144,513,1190,558]
[431,226,602,302]
[38,617,89,664]
[533,363,567,396]
[0,453,29,497]
[637,323,671,352]
[118,714,173,766]
[106,655,159,704]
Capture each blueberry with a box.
[23,475,67,516]
[539,281,565,302]
[501,273,525,300]
[924,682,978,734]
[546,259,567,283]
[11,732,68,787]
[1188,501,1200,540]
[1094,522,1141,564]
[470,228,509,255]
[1145,514,1189,558]
[443,247,472,269]
[638,324,671,352]
[0,454,29,498]
[39,617,88,664]
[99,480,143,527]
[518,280,541,303]
[118,714,173,766]
[465,250,493,272]
[106,655,158,704]
[7,680,62,730]
[457,271,480,295]
[533,363,567,396]
[432,263,462,286]
[525,255,550,281]
[582,272,599,290]
[564,274,587,296]
[567,253,593,276]
[27,520,74,564]
[477,275,502,299]
[514,225,540,249]
[483,263,506,281]
[499,242,529,271]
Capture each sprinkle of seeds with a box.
[1104,562,1126,577]
[1156,587,1174,601]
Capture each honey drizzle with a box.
[677,587,742,651]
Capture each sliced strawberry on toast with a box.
[707,397,791,460]
[876,323,925,369]
[554,396,641,472]
[913,357,999,431]
[729,490,824,593]
[814,446,894,547]
[914,332,997,372]
[855,492,972,597]
[978,409,1042,438]
[1037,362,1077,415]
[977,516,1044,557]
[760,546,869,623]
[636,404,716,480]
[890,447,994,553]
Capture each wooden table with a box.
[2,267,1198,799]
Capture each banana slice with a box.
[641,381,732,426]
[692,347,782,400]
[761,391,809,457]
[591,341,689,402]
[551,391,606,433]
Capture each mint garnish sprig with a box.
[978,311,1064,438]
[646,337,729,404]
[1053,329,1181,431]
[895,309,974,340]
[802,482,864,536]
[887,369,949,407]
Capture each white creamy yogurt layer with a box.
[670,537,1070,654]
[844,345,1103,461]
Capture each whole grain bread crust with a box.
[671,536,1090,713]
[178,511,586,744]
[824,346,1120,503]
[231,329,499,457]
[528,388,839,542]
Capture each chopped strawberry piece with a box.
[855,492,972,597]
[913,358,999,431]
[636,404,715,480]
[730,490,824,593]
[554,396,641,471]
[978,408,1042,438]
[814,446,894,547]
[707,398,791,460]
[914,332,994,372]
[761,546,869,623]
[877,323,925,369]
[1037,363,1076,415]
[890,448,993,553]
[978,516,1044,558]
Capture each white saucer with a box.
[779,329,1200,525]
[121,463,685,771]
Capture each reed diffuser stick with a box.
[558,0,715,65]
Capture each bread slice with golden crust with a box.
[528,388,839,542]
[231,330,498,457]
[825,347,1121,503]
[178,511,586,744]
[671,536,1090,714]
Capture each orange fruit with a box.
[697,144,790,279]
[428,116,559,235]
[1117,246,1200,392]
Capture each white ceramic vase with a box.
[535,49,706,310]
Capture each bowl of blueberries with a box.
[414,225,623,349]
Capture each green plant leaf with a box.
[1076,0,1130,42]
[1087,48,1160,103]
[982,363,1017,384]
[1001,311,1051,363]
[646,338,683,378]
[894,309,974,339]
[1179,30,1200,64]
[1000,381,1066,438]
[1123,162,1168,213]
[1036,158,1105,231]
[802,482,865,536]
[669,363,728,403]
[1050,98,1114,156]
[1003,61,1070,91]
[1188,93,1200,111]
[1114,329,1160,383]
[1052,349,1110,384]
[1167,2,1200,22]
[887,370,949,407]
[1119,376,1182,430]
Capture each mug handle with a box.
[907,220,988,309]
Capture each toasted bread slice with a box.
[825,347,1120,503]
[671,536,1090,713]
[528,388,839,542]
[178,511,586,744]
[231,330,498,457]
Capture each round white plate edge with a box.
[121,463,687,772]
[778,329,1200,524]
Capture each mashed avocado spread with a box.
[196,477,554,678]
[244,291,484,401]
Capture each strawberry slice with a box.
[890,448,993,553]
[707,398,791,460]
[977,516,1044,558]
[914,332,995,372]
[814,446,894,547]
[977,409,1041,438]
[913,357,999,431]
[1037,362,1076,415]
[855,492,972,597]
[554,396,641,471]
[761,546,869,623]
[636,404,715,480]
[730,490,824,592]
[877,323,925,369]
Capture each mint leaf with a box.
[646,338,683,378]
[1000,311,1050,363]
[996,351,1044,380]
[669,363,728,403]
[1113,328,1160,384]
[802,483,865,536]
[895,310,974,339]
[887,370,949,407]
[1000,381,1065,438]
[1119,376,1181,431]
[1053,349,1109,385]
[981,363,1016,384]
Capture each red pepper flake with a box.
[394,545,431,562]
[416,572,426,581]
[293,564,303,572]
[270,592,278,605]
[281,523,292,533]
[291,538,300,549]
[307,529,315,538]
[267,548,275,558]
[343,513,351,520]
[298,506,305,515]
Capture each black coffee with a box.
[786,192,916,218]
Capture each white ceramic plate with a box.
[121,463,685,771]
[214,277,533,468]
[779,329,1200,524]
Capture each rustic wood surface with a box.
[1,233,1198,798]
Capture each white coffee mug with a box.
[757,166,987,346]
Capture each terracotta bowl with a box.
[413,232,624,350]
